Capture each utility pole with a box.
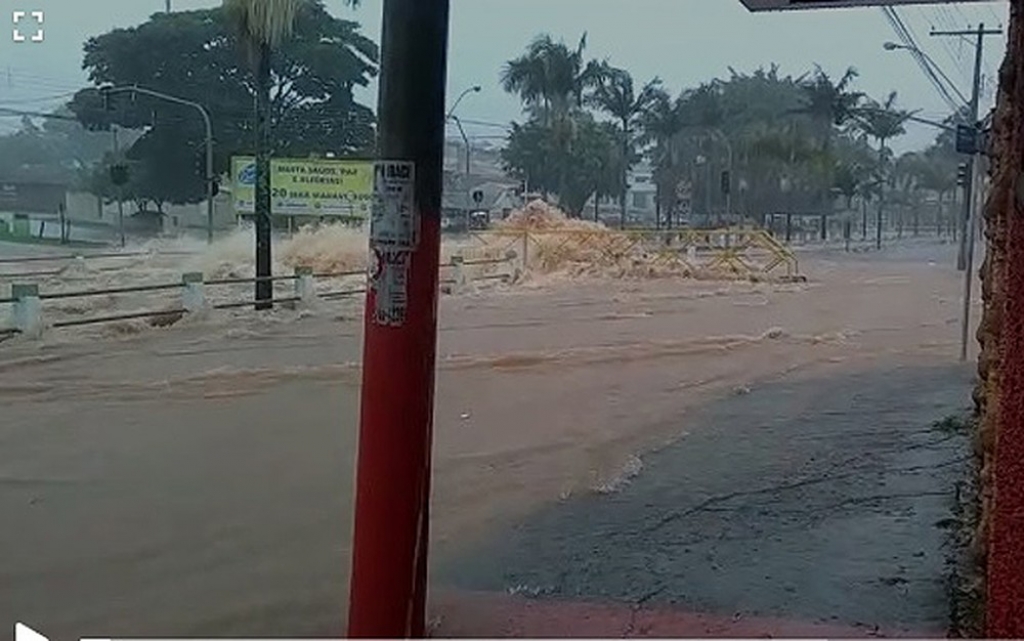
[347,0,449,637]
[932,24,1000,362]
[931,23,1001,271]
[876,142,886,250]
[165,0,171,12]
[113,125,125,248]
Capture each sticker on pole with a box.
[370,161,418,249]
[371,247,411,327]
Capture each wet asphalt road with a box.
[438,363,973,634]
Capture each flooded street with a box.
[0,239,978,638]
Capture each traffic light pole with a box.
[101,85,215,244]
[347,0,450,636]
[932,24,1001,271]
[931,24,1000,362]
[113,126,125,247]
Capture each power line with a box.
[882,7,966,115]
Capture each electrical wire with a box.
[882,6,966,116]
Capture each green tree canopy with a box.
[67,0,377,208]
[502,113,622,216]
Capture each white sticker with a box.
[370,247,411,327]
[370,160,418,249]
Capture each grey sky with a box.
[0,0,1010,152]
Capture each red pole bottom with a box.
[348,217,441,638]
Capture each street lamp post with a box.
[446,85,481,121]
[706,128,733,226]
[446,86,480,219]
[883,42,970,107]
[449,114,471,176]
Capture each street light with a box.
[445,85,480,121]
[882,42,969,109]
[445,85,480,217]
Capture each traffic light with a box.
[109,163,129,186]
[957,163,969,187]
[955,124,978,155]
[720,170,731,195]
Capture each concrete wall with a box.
[64,191,237,233]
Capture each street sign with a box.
[740,0,991,11]
[956,124,979,155]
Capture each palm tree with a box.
[589,64,661,228]
[795,66,864,152]
[501,33,602,213]
[855,91,912,249]
[501,33,601,127]
[833,160,866,211]
[224,0,358,307]
[642,90,687,228]
[224,0,301,308]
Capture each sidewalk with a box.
[434,363,972,637]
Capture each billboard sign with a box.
[231,156,374,218]
[740,0,991,10]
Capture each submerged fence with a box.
[458,227,801,281]
[0,253,518,342]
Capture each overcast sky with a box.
[0,0,1010,152]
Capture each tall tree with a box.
[795,66,864,151]
[589,64,661,228]
[217,0,364,307]
[500,33,601,126]
[69,1,376,214]
[642,89,687,227]
[224,0,304,309]
[855,91,912,248]
[501,112,620,217]
[501,32,603,210]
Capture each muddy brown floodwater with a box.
[0,238,977,638]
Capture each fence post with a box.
[504,250,521,282]
[451,255,466,292]
[521,231,529,273]
[294,265,316,306]
[11,283,42,339]
[181,272,206,315]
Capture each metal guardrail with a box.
[460,227,801,280]
[0,253,518,340]
[0,249,197,265]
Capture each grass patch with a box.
[933,413,973,435]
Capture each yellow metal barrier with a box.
[454,227,800,281]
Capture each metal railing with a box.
[0,249,196,265]
[0,253,518,340]
[459,227,801,281]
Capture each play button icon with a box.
[15,623,47,641]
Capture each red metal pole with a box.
[347,0,450,637]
